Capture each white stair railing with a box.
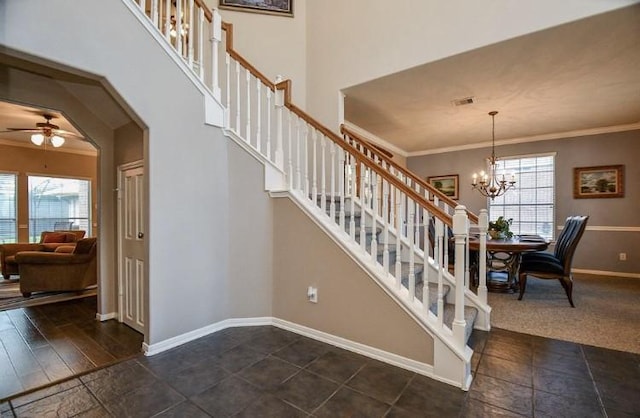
[127,1,490,388]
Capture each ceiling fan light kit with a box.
[2,114,80,149]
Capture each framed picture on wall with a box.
[427,174,459,200]
[219,0,293,17]
[573,165,624,199]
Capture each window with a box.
[0,173,17,244]
[489,154,555,240]
[28,176,91,242]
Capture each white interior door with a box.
[118,163,145,334]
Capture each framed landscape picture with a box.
[573,165,624,199]
[427,174,459,200]
[219,0,293,17]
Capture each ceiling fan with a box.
[1,114,83,148]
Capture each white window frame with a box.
[488,152,556,240]
[0,171,18,244]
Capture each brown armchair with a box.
[0,230,85,280]
[15,237,97,297]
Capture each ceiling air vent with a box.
[452,96,475,106]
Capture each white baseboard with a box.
[142,317,272,356]
[141,316,435,381]
[95,312,117,321]
[272,318,434,377]
[573,269,640,279]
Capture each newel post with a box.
[274,75,285,169]
[210,8,222,101]
[452,205,470,348]
[478,209,489,304]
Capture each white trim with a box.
[342,121,409,158]
[142,317,272,356]
[573,269,640,279]
[558,225,640,232]
[272,318,441,380]
[408,123,640,156]
[95,312,117,321]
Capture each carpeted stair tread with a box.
[442,304,478,344]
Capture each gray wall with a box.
[407,130,640,275]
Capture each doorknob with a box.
[138,232,144,239]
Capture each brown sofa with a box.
[15,237,97,297]
[0,230,86,280]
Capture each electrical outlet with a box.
[307,286,318,303]
[619,253,627,261]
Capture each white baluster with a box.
[330,142,336,221]
[303,125,309,197]
[423,210,430,311]
[274,76,284,167]
[187,0,194,66]
[255,81,262,153]
[478,209,489,304]
[287,111,293,189]
[436,219,444,326]
[266,89,272,161]
[245,69,251,143]
[198,7,204,80]
[408,199,416,301]
[395,188,402,289]
[224,53,230,128]
[359,161,366,252]
[338,148,346,230]
[349,155,356,242]
[164,0,171,40]
[320,136,327,213]
[312,130,318,203]
[151,0,159,27]
[452,206,470,347]
[382,179,390,273]
[370,171,378,264]
[175,0,182,55]
[235,60,241,133]
[295,117,301,192]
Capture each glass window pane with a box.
[28,176,91,242]
[0,173,17,243]
[489,153,555,240]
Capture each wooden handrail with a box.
[219,20,453,227]
[194,0,213,22]
[341,124,479,224]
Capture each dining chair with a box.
[517,215,589,307]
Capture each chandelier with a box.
[471,111,515,199]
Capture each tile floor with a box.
[1,325,639,417]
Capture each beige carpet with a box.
[0,279,97,311]
[488,274,640,354]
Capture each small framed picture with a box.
[427,174,459,200]
[573,165,624,199]
[219,0,293,17]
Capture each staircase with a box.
[123,0,491,390]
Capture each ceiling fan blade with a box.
[53,129,84,139]
[0,128,42,134]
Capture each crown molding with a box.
[342,121,409,158]
[407,122,640,157]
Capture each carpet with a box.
[488,274,640,354]
[0,279,97,311]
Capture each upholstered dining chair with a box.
[518,216,589,307]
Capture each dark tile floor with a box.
[1,324,638,417]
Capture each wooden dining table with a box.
[468,235,550,293]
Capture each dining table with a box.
[468,234,550,293]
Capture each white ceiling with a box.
[343,4,640,155]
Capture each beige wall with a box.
[216,0,307,106]
[407,130,640,275]
[273,198,434,365]
[0,143,97,242]
[114,122,143,166]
